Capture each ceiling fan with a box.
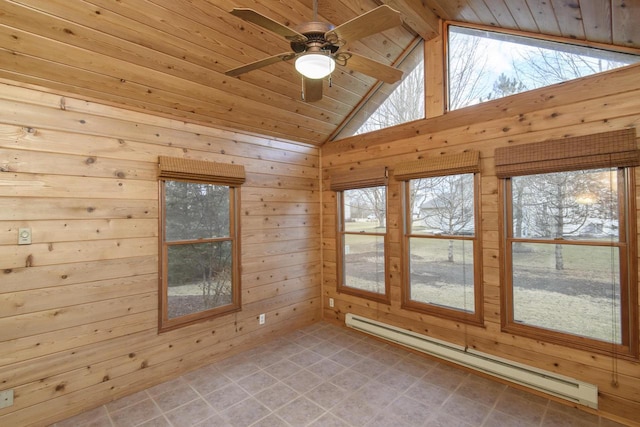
[225,1,405,102]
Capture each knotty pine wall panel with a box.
[321,63,640,426]
[0,81,321,426]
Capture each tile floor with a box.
[52,322,629,427]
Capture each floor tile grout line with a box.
[145,392,169,427]
[538,398,550,426]
[56,322,605,427]
[163,376,220,426]
[479,383,509,427]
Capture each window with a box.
[397,152,482,323]
[448,25,640,111]
[332,167,388,302]
[498,129,638,357]
[158,157,244,331]
[334,40,424,139]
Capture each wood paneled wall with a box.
[0,81,321,426]
[321,63,640,425]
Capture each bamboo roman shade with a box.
[394,151,481,181]
[158,156,246,185]
[330,166,387,191]
[495,128,639,178]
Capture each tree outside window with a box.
[335,41,424,139]
[160,180,240,331]
[355,57,424,135]
[448,25,640,110]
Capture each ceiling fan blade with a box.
[343,53,404,84]
[325,5,402,44]
[225,53,296,77]
[230,8,307,42]
[303,77,323,102]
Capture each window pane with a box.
[512,169,618,241]
[167,241,233,319]
[410,174,474,236]
[409,238,474,312]
[335,41,424,139]
[344,234,385,294]
[353,50,424,135]
[165,181,230,241]
[448,25,640,110]
[512,242,621,343]
[344,187,386,232]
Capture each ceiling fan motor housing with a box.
[291,21,338,54]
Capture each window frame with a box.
[159,178,241,332]
[501,167,638,358]
[336,186,390,304]
[401,173,483,325]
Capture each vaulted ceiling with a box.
[1,0,639,146]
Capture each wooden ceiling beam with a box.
[380,0,440,40]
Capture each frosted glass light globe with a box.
[295,54,335,79]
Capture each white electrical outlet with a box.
[329,298,334,308]
[0,389,14,409]
[259,313,265,325]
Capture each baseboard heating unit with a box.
[345,313,598,409]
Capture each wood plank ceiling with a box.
[1,0,639,146]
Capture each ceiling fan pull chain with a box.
[301,77,306,101]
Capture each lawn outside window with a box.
[158,157,244,332]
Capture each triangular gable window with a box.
[334,40,425,139]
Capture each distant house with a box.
[563,219,618,238]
